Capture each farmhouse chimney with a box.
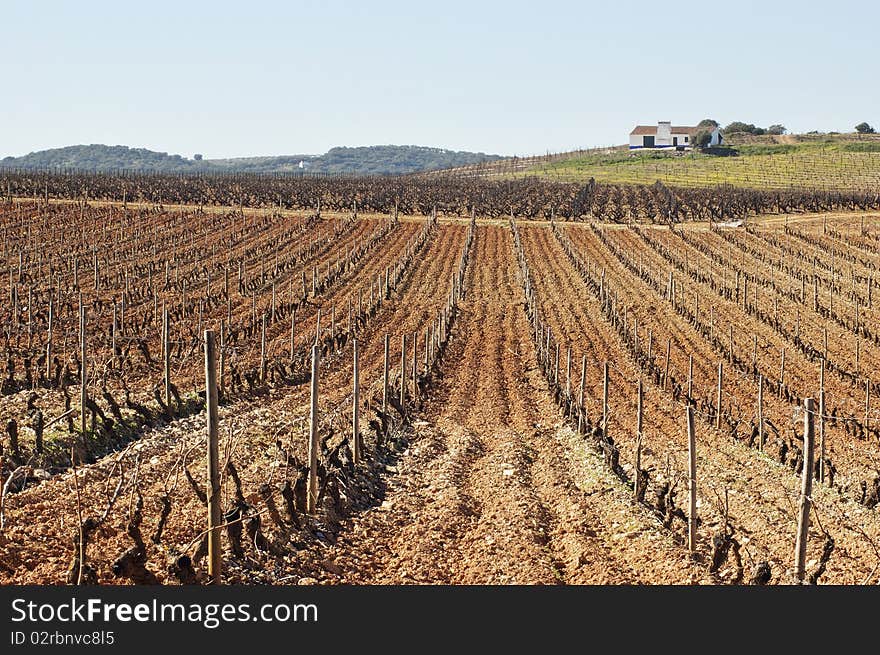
[657,121,672,143]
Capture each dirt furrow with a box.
[0,224,466,584]
[328,226,657,584]
[534,222,880,583]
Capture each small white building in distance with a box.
[629,121,723,150]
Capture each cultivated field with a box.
[2,197,880,585]
[516,144,880,191]
[434,137,880,192]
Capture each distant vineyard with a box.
[513,146,880,192]
[2,170,880,222]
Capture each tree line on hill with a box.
[0,144,503,176]
[689,119,876,149]
[690,119,785,147]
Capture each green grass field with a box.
[513,137,880,191]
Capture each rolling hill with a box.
[0,144,503,176]
[493,133,880,191]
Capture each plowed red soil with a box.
[326,226,706,584]
[3,208,880,585]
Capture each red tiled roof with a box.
[630,124,717,136]
[630,125,658,135]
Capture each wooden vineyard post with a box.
[219,320,226,396]
[534,321,540,360]
[424,327,429,374]
[818,361,825,483]
[290,308,296,361]
[687,355,693,400]
[260,313,267,383]
[544,328,551,369]
[865,379,871,438]
[716,361,723,429]
[602,361,609,437]
[307,345,320,513]
[634,378,643,500]
[412,331,418,405]
[757,374,764,452]
[578,355,586,434]
[565,346,572,399]
[204,330,222,585]
[686,403,697,553]
[382,334,390,413]
[554,343,560,389]
[111,302,117,361]
[314,308,321,345]
[46,297,53,380]
[79,300,87,434]
[728,323,734,365]
[352,339,361,465]
[664,338,671,390]
[780,348,786,388]
[162,305,170,410]
[8,274,13,325]
[830,268,835,314]
[794,398,816,583]
[400,334,407,409]
[27,286,32,345]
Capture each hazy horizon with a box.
[2,0,876,159]
[2,143,505,161]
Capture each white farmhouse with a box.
[629,121,723,150]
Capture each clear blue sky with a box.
[2,0,876,158]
